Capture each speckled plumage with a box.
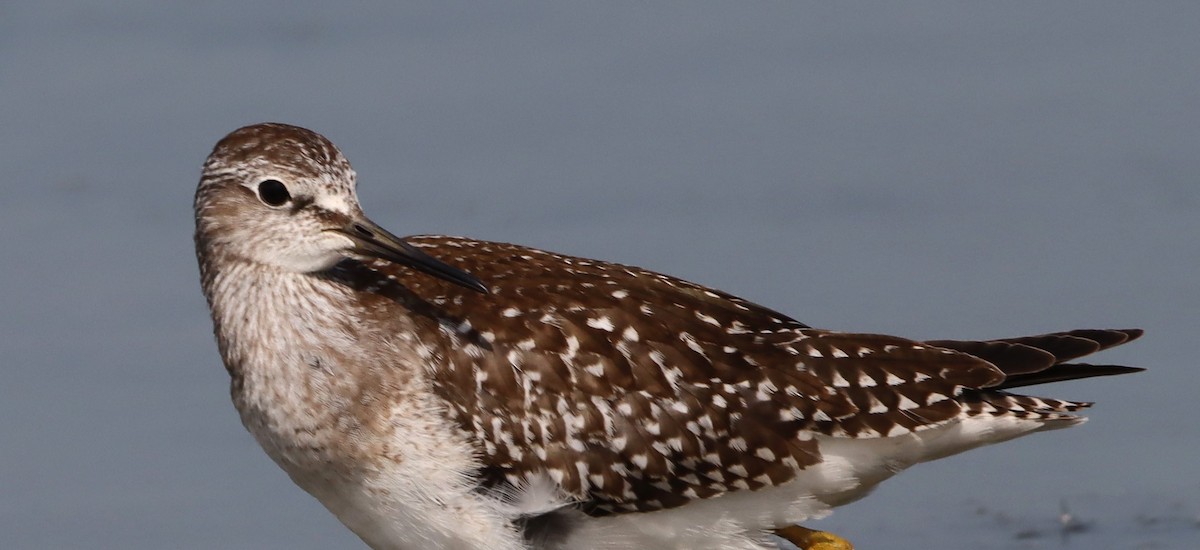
[195,123,1144,550]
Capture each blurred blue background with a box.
[1,2,1196,548]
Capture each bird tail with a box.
[926,328,1144,427]
[925,328,1144,389]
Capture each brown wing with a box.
[331,237,1046,514]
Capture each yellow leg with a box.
[774,525,855,550]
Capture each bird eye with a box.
[257,179,291,207]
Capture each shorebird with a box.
[194,122,1143,550]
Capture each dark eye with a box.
[257,179,291,207]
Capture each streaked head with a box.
[194,123,485,292]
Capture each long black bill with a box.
[336,217,488,294]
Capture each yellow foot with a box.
[774,525,855,550]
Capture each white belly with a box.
[553,413,1063,550]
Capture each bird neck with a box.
[201,256,438,459]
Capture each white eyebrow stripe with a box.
[315,194,353,215]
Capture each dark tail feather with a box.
[926,328,1144,389]
[997,363,1145,390]
[992,328,1142,361]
